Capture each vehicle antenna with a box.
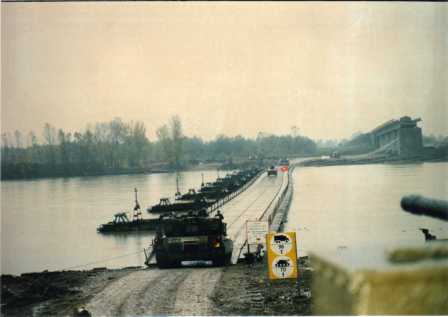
[133,188,142,220]
[175,173,181,198]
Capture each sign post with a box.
[266,232,298,280]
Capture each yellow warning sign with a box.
[266,232,298,280]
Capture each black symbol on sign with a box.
[274,235,290,244]
[274,235,290,254]
[275,259,290,268]
[275,259,291,277]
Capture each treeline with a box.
[1,118,153,179]
[423,134,448,147]
[1,117,317,180]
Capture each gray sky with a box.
[2,2,447,141]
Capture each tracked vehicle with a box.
[152,210,233,268]
[267,166,278,176]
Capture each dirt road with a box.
[86,267,222,316]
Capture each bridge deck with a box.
[217,171,286,262]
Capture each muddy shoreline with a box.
[1,267,142,316]
[212,257,312,316]
[1,258,312,316]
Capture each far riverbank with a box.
[0,162,224,181]
[299,156,448,168]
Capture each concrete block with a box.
[311,242,448,315]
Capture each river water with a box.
[2,163,447,274]
[1,170,222,275]
[285,162,448,258]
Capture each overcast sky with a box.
[2,2,447,142]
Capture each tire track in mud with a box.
[86,270,162,316]
[117,269,191,316]
[86,269,190,316]
[86,267,222,316]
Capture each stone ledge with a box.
[311,243,448,315]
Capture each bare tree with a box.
[43,123,56,146]
[1,132,12,162]
[27,131,38,147]
[58,129,70,167]
[156,124,172,163]
[42,123,57,166]
[291,126,300,138]
[14,130,23,148]
[170,115,183,169]
[1,132,11,148]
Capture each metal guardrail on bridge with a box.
[207,170,263,215]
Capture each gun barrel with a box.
[401,195,448,222]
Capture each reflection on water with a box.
[285,162,448,258]
[1,170,220,274]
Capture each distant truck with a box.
[330,151,340,159]
[279,158,290,166]
[267,166,278,176]
[152,210,233,268]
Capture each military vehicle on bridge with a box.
[267,166,278,176]
[151,210,233,268]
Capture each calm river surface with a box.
[2,163,447,274]
[285,162,448,258]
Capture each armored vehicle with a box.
[267,166,278,176]
[152,210,233,268]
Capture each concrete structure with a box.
[311,243,448,315]
[369,116,423,157]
